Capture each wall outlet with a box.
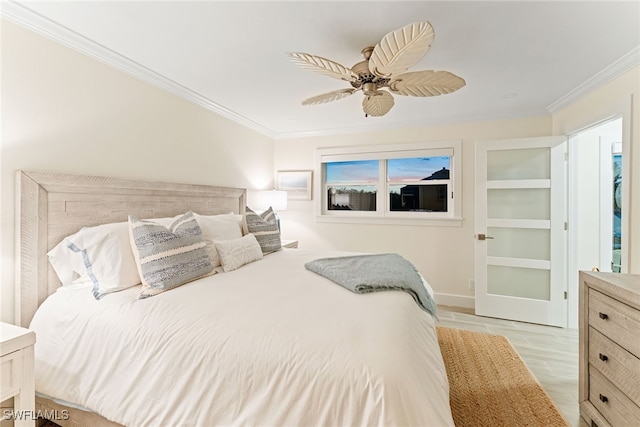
[468,279,475,290]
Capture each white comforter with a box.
[30,249,454,427]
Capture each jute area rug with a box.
[437,326,570,427]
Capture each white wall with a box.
[0,20,275,323]
[274,116,553,307]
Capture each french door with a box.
[475,136,567,327]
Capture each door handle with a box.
[476,234,494,241]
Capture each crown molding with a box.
[547,46,640,114]
[1,1,278,139]
[273,108,550,140]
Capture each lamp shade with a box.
[247,190,288,212]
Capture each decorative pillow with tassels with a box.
[128,211,212,299]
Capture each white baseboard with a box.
[434,293,475,309]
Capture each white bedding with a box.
[30,249,454,427]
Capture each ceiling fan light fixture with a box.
[287,20,465,117]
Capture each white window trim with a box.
[315,140,463,227]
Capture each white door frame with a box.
[566,116,625,328]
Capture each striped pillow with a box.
[245,207,282,254]
[129,211,213,299]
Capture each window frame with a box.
[315,141,463,226]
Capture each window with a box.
[316,141,462,225]
[326,160,378,212]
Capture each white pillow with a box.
[48,222,142,299]
[194,213,244,268]
[214,234,263,272]
[48,240,86,285]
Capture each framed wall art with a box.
[276,170,312,200]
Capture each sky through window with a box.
[326,157,450,182]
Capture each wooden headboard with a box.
[15,170,246,327]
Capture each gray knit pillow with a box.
[129,211,212,299]
[245,207,282,254]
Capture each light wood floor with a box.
[437,305,586,427]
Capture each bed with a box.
[15,170,454,427]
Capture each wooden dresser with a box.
[579,271,640,427]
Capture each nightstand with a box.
[281,239,299,249]
[1,323,36,426]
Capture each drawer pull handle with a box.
[598,312,609,320]
[599,394,608,403]
[599,353,608,362]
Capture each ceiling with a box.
[4,1,640,139]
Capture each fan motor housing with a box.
[350,59,390,89]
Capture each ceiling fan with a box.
[287,21,466,117]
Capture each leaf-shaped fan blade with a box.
[287,52,358,82]
[369,21,435,77]
[362,90,395,117]
[302,88,357,105]
[389,70,466,97]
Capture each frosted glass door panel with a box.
[487,266,550,300]
[476,136,566,326]
[487,189,550,219]
[487,148,550,180]
[487,228,550,260]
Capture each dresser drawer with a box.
[589,289,640,358]
[589,327,640,406]
[590,367,640,426]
